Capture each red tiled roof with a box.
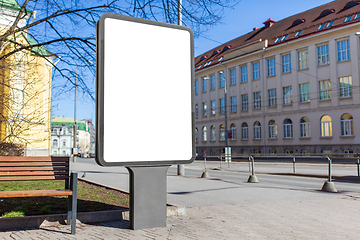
[195,0,360,71]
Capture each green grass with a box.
[0,180,129,218]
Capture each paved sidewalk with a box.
[0,160,359,239]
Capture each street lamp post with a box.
[219,62,230,162]
[73,72,77,162]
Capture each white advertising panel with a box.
[96,13,195,166]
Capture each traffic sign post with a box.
[96,13,195,230]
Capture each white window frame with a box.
[267,58,276,76]
[210,126,216,141]
[298,49,308,70]
[211,100,216,115]
[230,96,237,112]
[300,117,311,138]
[230,124,237,140]
[283,119,293,138]
[202,102,207,116]
[339,76,352,98]
[220,98,225,114]
[341,114,353,136]
[283,86,292,105]
[219,125,225,141]
[219,72,225,88]
[253,92,261,109]
[317,44,329,66]
[320,115,332,137]
[253,62,260,80]
[241,123,248,140]
[282,54,291,73]
[268,88,277,107]
[210,75,215,90]
[337,39,350,62]
[254,122,261,140]
[299,83,310,103]
[241,94,248,111]
[230,69,236,85]
[268,120,277,139]
[241,65,248,82]
[319,80,331,100]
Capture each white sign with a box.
[96,13,195,166]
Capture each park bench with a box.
[0,156,78,234]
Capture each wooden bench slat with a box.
[0,167,68,172]
[0,189,73,198]
[0,162,69,167]
[0,171,69,176]
[0,156,69,162]
[0,176,70,181]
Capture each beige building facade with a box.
[195,0,360,158]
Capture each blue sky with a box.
[51,0,332,122]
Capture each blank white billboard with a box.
[96,13,195,166]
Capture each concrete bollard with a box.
[247,155,259,183]
[321,156,337,192]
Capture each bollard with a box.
[321,156,337,192]
[293,157,296,173]
[357,156,359,177]
[201,157,210,178]
[247,155,259,183]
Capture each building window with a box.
[298,49,308,69]
[268,120,277,139]
[230,123,236,140]
[195,128,198,142]
[202,102,207,116]
[268,88,277,107]
[195,81,198,94]
[268,58,276,76]
[300,117,311,138]
[337,39,350,62]
[253,92,261,109]
[253,62,260,80]
[299,83,310,103]
[320,115,332,137]
[62,140,66,146]
[195,104,198,118]
[202,77,207,92]
[283,86,292,105]
[317,45,329,66]
[283,118,293,138]
[52,139,58,146]
[341,113,353,136]
[230,69,236,85]
[241,94,248,111]
[241,65,248,82]
[231,96,237,112]
[254,121,261,139]
[202,126,207,141]
[295,30,302,37]
[343,150,354,158]
[211,100,216,115]
[282,54,291,73]
[220,98,225,113]
[219,124,225,141]
[241,122,248,140]
[319,80,331,100]
[339,76,352,98]
[219,71,225,88]
[210,125,216,141]
[210,75,215,90]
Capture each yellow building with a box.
[0,0,54,156]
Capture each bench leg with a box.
[67,172,78,235]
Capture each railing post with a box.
[292,157,296,173]
[321,156,337,192]
[357,155,360,177]
[247,155,259,183]
[220,155,222,169]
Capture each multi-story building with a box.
[195,0,360,158]
[0,0,53,156]
[51,117,91,157]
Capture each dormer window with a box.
[281,35,289,41]
[315,9,335,21]
[222,45,231,51]
[212,50,220,56]
[343,1,360,11]
[290,19,305,29]
[200,55,207,61]
[318,21,334,30]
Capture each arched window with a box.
[289,19,305,29]
[202,127,207,142]
[195,128,198,142]
[283,119,293,138]
[241,123,248,140]
[254,121,261,139]
[300,117,311,138]
[341,113,353,136]
[219,124,225,141]
[268,120,277,139]
[342,1,360,11]
[320,115,332,137]
[52,139,58,146]
[315,9,335,21]
[210,126,216,141]
[230,123,236,140]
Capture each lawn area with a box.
[0,180,129,217]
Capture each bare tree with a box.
[0,0,239,149]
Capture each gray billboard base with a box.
[126,165,170,230]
